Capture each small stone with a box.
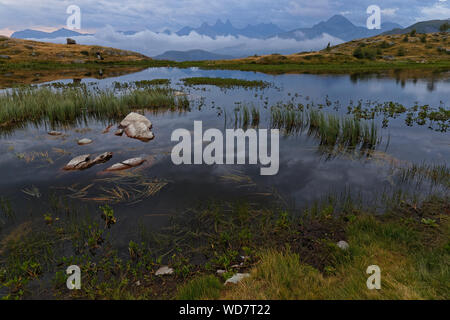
[337,240,349,250]
[77,138,93,145]
[114,129,124,136]
[174,91,187,96]
[216,270,226,275]
[91,152,113,164]
[224,273,250,285]
[63,154,91,170]
[155,266,174,276]
[105,157,146,172]
[63,152,112,170]
[48,131,63,136]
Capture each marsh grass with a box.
[60,171,169,204]
[0,85,189,131]
[271,104,380,152]
[181,77,270,89]
[233,104,260,129]
[397,162,450,188]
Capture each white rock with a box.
[337,240,349,250]
[155,266,174,276]
[216,269,226,275]
[118,113,154,142]
[77,138,93,145]
[120,112,152,129]
[224,273,250,285]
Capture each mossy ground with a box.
[1,194,448,300]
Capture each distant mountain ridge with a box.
[153,49,234,61]
[11,28,92,39]
[175,19,285,39]
[277,15,402,41]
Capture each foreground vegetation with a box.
[0,85,189,131]
[0,189,448,299]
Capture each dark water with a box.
[0,67,449,243]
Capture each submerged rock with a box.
[155,266,174,276]
[64,152,113,170]
[224,273,250,285]
[337,240,349,250]
[48,131,63,136]
[64,154,91,170]
[77,138,93,145]
[118,112,154,142]
[91,152,113,164]
[104,157,146,171]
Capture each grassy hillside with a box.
[0,35,149,64]
[0,32,448,86]
[384,19,450,35]
[196,32,450,73]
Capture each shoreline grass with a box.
[0,85,189,131]
[0,190,448,299]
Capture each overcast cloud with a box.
[0,0,448,34]
[35,26,344,57]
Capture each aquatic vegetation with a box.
[100,205,116,228]
[0,85,190,131]
[396,162,450,188]
[181,77,270,89]
[60,171,169,204]
[113,79,171,89]
[347,100,449,132]
[232,104,260,129]
[270,103,380,152]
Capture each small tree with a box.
[420,34,427,43]
[410,29,417,37]
[439,22,449,32]
[325,42,331,52]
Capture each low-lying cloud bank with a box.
[32,26,344,58]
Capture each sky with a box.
[0,0,448,36]
[0,0,448,57]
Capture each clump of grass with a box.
[397,162,450,188]
[176,275,223,300]
[181,77,270,89]
[233,104,260,129]
[271,104,380,152]
[0,85,189,130]
[270,103,306,134]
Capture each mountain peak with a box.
[326,14,354,26]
